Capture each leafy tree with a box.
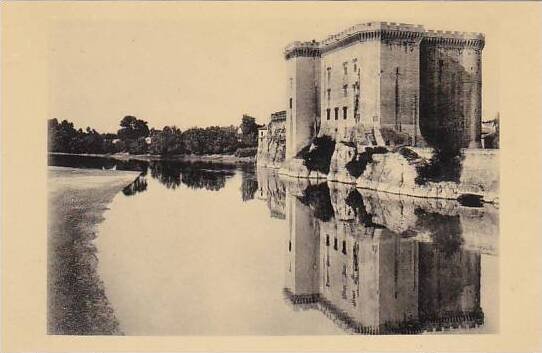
[239,114,259,147]
[117,116,150,141]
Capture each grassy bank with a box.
[48,167,140,335]
[49,152,256,164]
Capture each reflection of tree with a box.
[149,160,234,191]
[122,176,148,196]
[298,183,334,222]
[240,171,258,201]
[150,161,182,189]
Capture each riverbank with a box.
[49,152,256,165]
[48,167,140,335]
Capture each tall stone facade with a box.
[284,22,485,157]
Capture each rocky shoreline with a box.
[266,147,498,204]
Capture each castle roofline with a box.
[284,21,485,57]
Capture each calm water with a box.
[49,155,499,335]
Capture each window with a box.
[343,62,348,75]
[343,106,348,120]
[289,98,292,109]
[334,107,339,120]
[327,89,331,102]
[353,58,358,73]
[333,238,338,250]
[343,84,348,97]
[289,77,293,89]
[326,235,330,246]
[342,240,347,255]
[326,108,331,120]
[326,67,331,83]
[288,241,291,252]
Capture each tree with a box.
[239,114,259,147]
[117,116,150,141]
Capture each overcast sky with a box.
[48,2,500,133]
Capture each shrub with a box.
[380,127,412,146]
[297,135,336,174]
[234,147,258,158]
[345,146,388,178]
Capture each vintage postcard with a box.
[2,1,542,352]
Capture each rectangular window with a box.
[343,106,348,120]
[353,58,358,73]
[326,67,331,83]
[326,108,331,120]
[343,62,348,75]
[289,98,292,109]
[334,107,339,120]
[327,89,331,102]
[343,84,348,97]
[333,238,338,251]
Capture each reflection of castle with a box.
[283,184,484,334]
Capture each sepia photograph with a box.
[3,1,542,351]
[46,10,499,336]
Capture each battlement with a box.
[284,40,321,59]
[271,110,287,122]
[422,29,485,49]
[286,21,485,54]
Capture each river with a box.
[48,154,499,335]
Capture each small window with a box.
[343,62,348,75]
[342,240,347,254]
[333,238,338,250]
[289,98,292,109]
[327,89,331,102]
[334,107,339,120]
[343,84,348,97]
[343,106,348,120]
[353,58,358,73]
[326,67,331,82]
[288,241,291,252]
[325,235,330,246]
[326,108,331,120]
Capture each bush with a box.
[380,127,412,146]
[234,147,257,158]
[345,146,388,178]
[297,135,336,174]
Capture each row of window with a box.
[326,58,359,82]
[326,106,349,121]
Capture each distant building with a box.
[284,21,485,158]
[258,126,268,142]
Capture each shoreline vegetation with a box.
[48,115,262,161]
[48,167,140,335]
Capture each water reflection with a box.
[122,176,148,196]
[256,168,497,334]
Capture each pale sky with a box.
[48,2,500,133]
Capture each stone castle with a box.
[257,21,498,203]
[283,21,484,159]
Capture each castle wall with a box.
[419,34,484,149]
[286,55,320,159]
[320,41,381,141]
[379,37,424,146]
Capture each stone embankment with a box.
[275,142,498,203]
[256,117,287,168]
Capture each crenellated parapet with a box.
[284,40,321,60]
[320,22,425,54]
[422,30,485,51]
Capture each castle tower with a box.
[420,31,485,149]
[284,41,321,159]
